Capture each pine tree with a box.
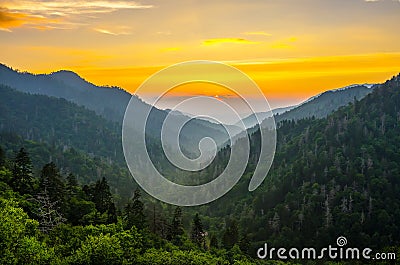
[170,206,184,245]
[125,188,146,229]
[0,146,5,167]
[210,234,219,249]
[222,220,239,249]
[191,213,205,247]
[66,173,78,198]
[39,162,65,204]
[89,177,117,224]
[12,148,34,194]
[107,202,118,224]
[239,232,250,254]
[91,177,112,213]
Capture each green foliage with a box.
[0,146,5,166]
[12,148,35,194]
[0,166,12,184]
[136,248,229,265]
[68,233,123,265]
[169,206,185,245]
[223,220,239,249]
[0,84,135,201]
[0,198,54,265]
[39,162,66,204]
[191,213,206,248]
[124,188,146,230]
[15,236,55,265]
[83,177,117,224]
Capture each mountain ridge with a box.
[0,63,234,153]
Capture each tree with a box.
[169,206,184,245]
[124,188,146,229]
[70,233,123,265]
[33,187,66,233]
[84,177,117,224]
[12,148,35,194]
[209,234,219,249]
[66,173,78,197]
[0,146,5,167]
[191,213,206,248]
[222,220,239,249]
[39,162,65,204]
[238,232,250,254]
[0,198,54,264]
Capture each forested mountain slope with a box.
[202,74,400,254]
[275,84,374,123]
[0,64,233,153]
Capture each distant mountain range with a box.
[237,105,297,129]
[274,83,375,123]
[0,65,130,122]
[0,63,377,152]
[240,83,375,130]
[0,64,233,154]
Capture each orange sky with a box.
[75,53,400,104]
[1,0,399,108]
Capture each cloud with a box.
[94,26,131,35]
[243,31,272,36]
[0,1,153,31]
[0,7,63,31]
[3,1,153,16]
[202,38,258,46]
[0,8,25,31]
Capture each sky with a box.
[1,0,400,110]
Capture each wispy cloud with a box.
[0,1,153,31]
[243,31,272,36]
[0,8,25,31]
[0,7,64,32]
[3,1,153,16]
[202,38,258,46]
[94,26,131,35]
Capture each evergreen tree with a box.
[222,220,239,249]
[239,232,250,254]
[210,234,219,249]
[107,202,118,224]
[124,188,146,229]
[12,148,34,194]
[169,206,184,245]
[86,177,112,214]
[66,173,78,188]
[191,213,205,248]
[0,146,5,167]
[39,162,65,204]
[66,173,79,198]
[87,177,117,224]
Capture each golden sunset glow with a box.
[1,0,399,107]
